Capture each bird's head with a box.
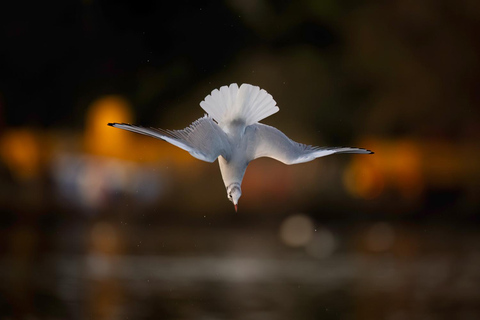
[226,183,242,212]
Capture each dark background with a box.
[1,0,479,319]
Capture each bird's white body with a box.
[218,139,248,192]
[108,83,373,210]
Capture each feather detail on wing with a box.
[108,116,231,162]
[246,123,373,165]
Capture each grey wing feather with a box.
[108,116,231,162]
[246,123,373,164]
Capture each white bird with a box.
[108,83,373,212]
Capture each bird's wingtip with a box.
[107,123,115,127]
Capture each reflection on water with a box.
[1,223,479,320]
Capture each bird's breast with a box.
[218,145,249,188]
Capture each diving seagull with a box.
[108,83,373,211]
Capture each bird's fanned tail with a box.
[200,83,279,128]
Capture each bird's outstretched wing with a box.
[108,116,232,162]
[246,123,373,164]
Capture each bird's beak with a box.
[234,204,238,213]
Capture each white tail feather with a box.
[200,83,279,127]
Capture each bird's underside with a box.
[108,83,373,209]
[108,119,372,165]
[108,83,373,166]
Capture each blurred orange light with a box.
[86,95,198,165]
[0,129,41,180]
[391,140,423,199]
[343,158,385,200]
[344,138,425,201]
[84,95,133,159]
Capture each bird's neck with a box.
[218,155,246,189]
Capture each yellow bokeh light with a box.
[391,140,423,199]
[84,95,133,159]
[343,138,424,201]
[85,95,199,165]
[343,158,385,200]
[0,129,41,180]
